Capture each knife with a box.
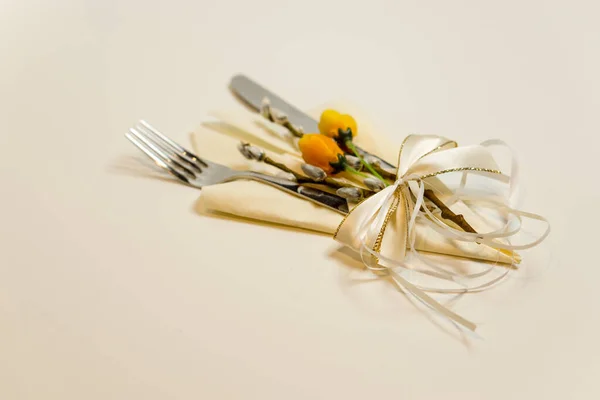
[229,74,397,170]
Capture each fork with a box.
[125,120,349,214]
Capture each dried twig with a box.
[423,189,477,233]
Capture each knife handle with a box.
[229,171,349,214]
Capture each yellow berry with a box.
[318,109,358,139]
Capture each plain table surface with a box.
[1,1,599,399]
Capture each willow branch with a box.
[281,121,304,138]
[371,164,396,180]
[263,157,346,189]
[261,101,304,138]
[345,140,387,183]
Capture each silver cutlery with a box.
[125,120,349,214]
[229,74,397,170]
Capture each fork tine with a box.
[138,120,208,168]
[125,133,191,183]
[134,123,203,174]
[129,128,197,178]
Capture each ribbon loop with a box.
[334,135,550,332]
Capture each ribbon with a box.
[334,135,550,332]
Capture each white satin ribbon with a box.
[334,135,550,332]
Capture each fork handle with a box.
[230,171,349,215]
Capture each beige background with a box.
[1,0,599,399]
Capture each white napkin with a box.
[191,102,516,264]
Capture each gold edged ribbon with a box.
[334,135,550,332]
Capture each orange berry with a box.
[298,134,345,174]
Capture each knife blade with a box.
[229,74,397,170]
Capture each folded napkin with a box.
[191,102,516,264]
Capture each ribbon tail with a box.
[390,271,477,332]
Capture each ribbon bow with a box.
[334,135,550,332]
